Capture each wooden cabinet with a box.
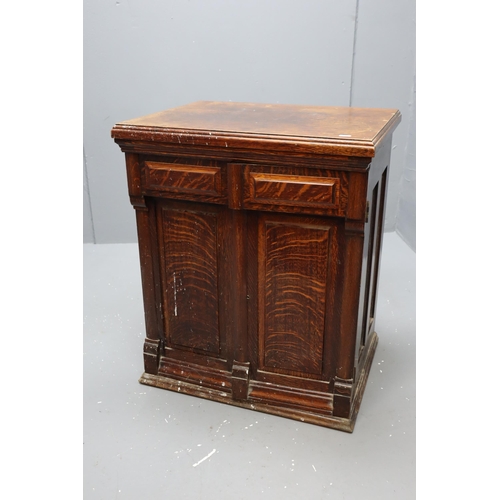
[112,101,401,432]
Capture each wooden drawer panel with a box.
[240,164,348,216]
[249,172,340,208]
[144,161,223,197]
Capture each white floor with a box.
[83,231,415,499]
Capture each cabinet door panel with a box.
[162,208,220,353]
[156,200,229,360]
[262,222,330,375]
[250,213,341,383]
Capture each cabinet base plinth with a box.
[139,332,378,433]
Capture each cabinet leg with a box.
[143,338,161,375]
[231,361,250,400]
[333,377,354,418]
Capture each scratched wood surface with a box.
[112,101,401,158]
[116,100,399,143]
[160,205,220,355]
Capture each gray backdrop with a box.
[84,0,415,251]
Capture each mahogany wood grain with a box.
[112,101,401,432]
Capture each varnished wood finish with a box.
[241,164,348,217]
[140,156,228,205]
[112,101,400,432]
[160,206,220,354]
[112,101,401,158]
[257,215,335,378]
[144,162,223,197]
[249,173,340,207]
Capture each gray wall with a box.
[395,74,416,250]
[84,0,415,250]
[351,0,416,249]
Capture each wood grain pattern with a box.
[260,219,330,376]
[249,172,340,207]
[112,101,402,158]
[124,153,143,206]
[134,197,164,375]
[248,381,333,415]
[144,161,222,196]
[333,219,365,418]
[160,206,220,354]
[158,356,231,392]
[139,372,354,432]
[252,369,330,392]
[140,156,227,205]
[116,140,372,171]
[242,164,348,217]
[246,212,260,379]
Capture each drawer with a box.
[240,165,348,216]
[143,161,224,199]
[248,172,340,208]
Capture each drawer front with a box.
[143,160,225,201]
[248,172,340,208]
[240,164,348,216]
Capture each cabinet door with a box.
[247,212,343,414]
[154,199,234,389]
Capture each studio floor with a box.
[83,231,415,499]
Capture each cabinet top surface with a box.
[112,101,401,157]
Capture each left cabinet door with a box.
[153,198,235,390]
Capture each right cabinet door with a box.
[246,211,344,414]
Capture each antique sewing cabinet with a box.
[111,101,401,432]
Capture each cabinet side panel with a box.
[361,181,379,347]
[261,220,330,376]
[369,167,388,321]
[161,207,220,354]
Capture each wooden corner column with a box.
[111,101,401,432]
